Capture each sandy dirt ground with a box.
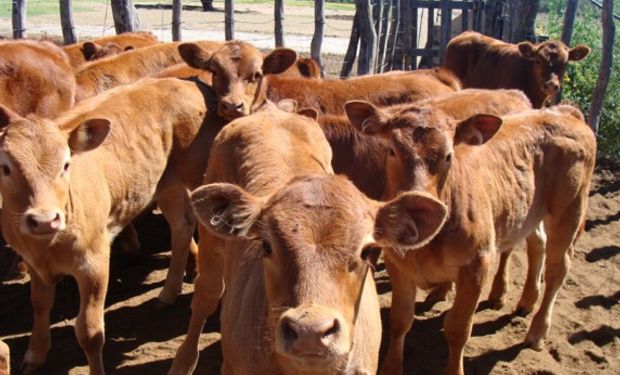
[0,157,618,375]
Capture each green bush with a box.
[545,0,620,157]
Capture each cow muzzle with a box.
[22,208,65,237]
[275,305,351,370]
[543,79,560,96]
[218,98,248,120]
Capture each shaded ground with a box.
[1,158,618,374]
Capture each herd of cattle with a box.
[0,29,596,375]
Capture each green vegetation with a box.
[545,0,620,157]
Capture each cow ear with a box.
[191,183,264,239]
[298,108,319,121]
[568,45,591,61]
[82,42,100,61]
[0,105,22,129]
[518,41,537,59]
[276,99,298,113]
[374,192,447,251]
[263,48,298,75]
[297,58,321,79]
[179,43,213,70]
[455,114,502,145]
[345,100,389,135]
[68,118,110,153]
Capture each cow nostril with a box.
[322,319,340,338]
[235,102,244,110]
[26,215,39,229]
[282,320,298,343]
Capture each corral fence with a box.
[4,0,616,133]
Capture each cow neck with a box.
[525,60,547,108]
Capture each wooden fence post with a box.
[12,0,26,39]
[201,0,214,11]
[439,0,452,65]
[311,0,325,76]
[588,0,615,133]
[386,0,400,70]
[341,10,360,77]
[561,0,579,45]
[275,0,285,47]
[172,0,182,41]
[357,0,378,75]
[510,0,540,42]
[225,0,234,40]
[60,0,78,44]
[111,0,137,33]
[377,0,391,72]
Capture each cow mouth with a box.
[283,352,342,372]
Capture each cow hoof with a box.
[525,337,545,351]
[488,298,505,310]
[515,306,533,317]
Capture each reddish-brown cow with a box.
[345,102,596,375]
[74,40,223,102]
[0,40,298,374]
[445,31,590,108]
[266,67,461,116]
[0,40,75,118]
[62,31,159,69]
[169,103,448,375]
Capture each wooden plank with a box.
[439,0,451,65]
[461,8,469,31]
[12,0,26,39]
[404,0,414,69]
[341,9,360,77]
[357,0,378,75]
[386,0,401,70]
[60,0,78,44]
[111,0,136,33]
[561,0,579,46]
[377,0,391,72]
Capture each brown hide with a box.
[267,67,461,116]
[0,40,75,118]
[314,89,531,201]
[0,340,8,375]
[350,103,596,374]
[445,31,590,108]
[170,104,448,375]
[74,40,223,102]
[62,31,159,70]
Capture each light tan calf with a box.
[74,40,223,102]
[0,40,299,375]
[169,103,448,374]
[62,31,159,70]
[0,340,8,375]
[346,103,596,375]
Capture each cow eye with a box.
[445,153,452,163]
[262,240,272,257]
[252,71,263,82]
[63,162,70,172]
[1,165,10,177]
[388,148,396,157]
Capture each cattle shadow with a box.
[585,210,620,231]
[585,245,620,263]
[568,325,620,346]
[589,179,620,197]
[465,342,526,375]
[575,291,620,310]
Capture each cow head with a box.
[345,101,502,200]
[179,40,297,120]
[0,106,109,239]
[518,40,590,97]
[191,174,446,371]
[82,41,133,61]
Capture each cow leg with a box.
[157,186,196,306]
[488,250,511,310]
[21,268,56,374]
[525,203,583,351]
[443,254,490,375]
[380,254,417,375]
[516,223,547,316]
[424,282,452,304]
[74,252,109,375]
[117,224,141,254]
[169,227,225,375]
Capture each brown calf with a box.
[62,31,159,70]
[266,67,461,116]
[0,39,75,118]
[445,31,590,108]
[169,103,448,375]
[0,41,298,374]
[74,40,223,102]
[346,102,596,374]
